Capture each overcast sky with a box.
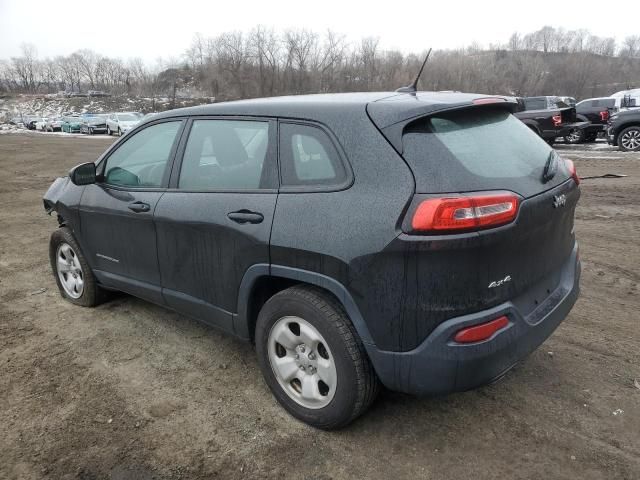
[1,0,638,61]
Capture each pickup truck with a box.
[607,108,640,151]
[514,97,588,145]
[563,97,616,144]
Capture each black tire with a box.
[617,126,640,152]
[563,128,584,144]
[118,127,122,136]
[255,285,379,429]
[107,126,111,135]
[49,227,105,307]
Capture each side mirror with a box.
[69,162,96,185]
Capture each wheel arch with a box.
[234,264,375,348]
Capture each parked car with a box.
[610,88,640,111]
[26,116,40,130]
[45,117,64,132]
[606,108,640,151]
[80,114,108,134]
[44,92,581,429]
[106,112,142,136]
[34,117,50,131]
[61,116,83,133]
[563,97,615,144]
[514,97,587,145]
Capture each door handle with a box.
[128,201,150,213]
[227,210,264,224]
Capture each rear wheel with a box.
[255,285,379,429]
[618,126,640,151]
[564,128,584,144]
[50,227,104,307]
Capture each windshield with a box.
[117,113,139,121]
[401,108,570,197]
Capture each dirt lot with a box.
[1,133,639,480]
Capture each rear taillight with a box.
[410,191,520,233]
[552,114,562,127]
[565,159,580,185]
[599,110,609,121]
[454,316,509,343]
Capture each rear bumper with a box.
[367,245,580,395]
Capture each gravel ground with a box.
[1,133,639,480]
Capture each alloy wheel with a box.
[268,316,337,409]
[56,242,84,299]
[566,128,582,143]
[621,129,640,150]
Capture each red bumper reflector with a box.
[454,316,509,343]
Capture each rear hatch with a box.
[371,104,580,348]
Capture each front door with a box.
[154,118,278,334]
[79,119,184,303]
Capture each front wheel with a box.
[107,126,111,135]
[618,126,640,152]
[50,227,104,307]
[255,285,379,430]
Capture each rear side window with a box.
[402,109,568,198]
[279,123,347,187]
[178,120,273,190]
[524,98,546,110]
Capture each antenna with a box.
[396,48,432,94]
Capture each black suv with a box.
[44,92,581,429]
[607,108,640,151]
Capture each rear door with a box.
[154,117,278,334]
[80,119,185,303]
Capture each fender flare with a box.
[233,264,375,347]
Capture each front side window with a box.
[178,119,272,190]
[103,121,181,187]
[279,123,347,187]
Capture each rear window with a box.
[524,98,547,110]
[402,108,569,197]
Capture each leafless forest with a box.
[2,26,640,101]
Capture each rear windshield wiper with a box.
[542,151,558,183]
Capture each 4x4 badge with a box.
[553,194,567,208]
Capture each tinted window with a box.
[104,121,181,187]
[524,98,547,110]
[279,123,346,187]
[402,108,569,197]
[178,120,272,190]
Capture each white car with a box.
[106,112,142,136]
[45,117,63,132]
[34,118,49,131]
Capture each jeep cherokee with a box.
[44,91,581,429]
